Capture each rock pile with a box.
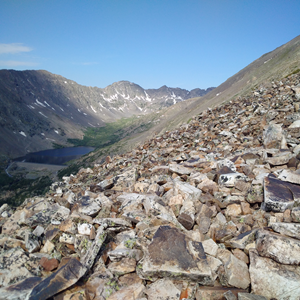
[1,73,300,299]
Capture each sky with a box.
[1,0,300,91]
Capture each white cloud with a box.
[0,60,38,67]
[0,43,33,55]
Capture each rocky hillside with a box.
[145,35,300,136]
[0,70,213,158]
[1,72,300,299]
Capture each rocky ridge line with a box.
[1,73,300,299]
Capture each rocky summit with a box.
[1,72,300,300]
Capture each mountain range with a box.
[1,34,300,164]
[0,70,214,158]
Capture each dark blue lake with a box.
[14,146,94,165]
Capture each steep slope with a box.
[156,34,300,132]
[82,35,300,167]
[0,70,213,158]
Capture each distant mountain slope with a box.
[147,34,300,135]
[0,70,213,157]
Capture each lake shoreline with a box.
[13,146,95,166]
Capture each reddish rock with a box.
[40,257,59,271]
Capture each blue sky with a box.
[1,0,300,90]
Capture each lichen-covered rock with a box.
[263,176,295,212]
[218,173,248,187]
[270,222,300,239]
[71,196,101,217]
[0,247,41,287]
[80,225,107,269]
[145,279,180,300]
[0,277,43,300]
[106,282,145,300]
[139,225,213,284]
[256,229,300,265]
[263,124,283,149]
[249,249,300,299]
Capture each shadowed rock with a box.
[28,258,87,300]
[0,277,42,300]
[139,225,213,284]
[263,176,294,212]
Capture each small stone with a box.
[107,283,145,300]
[51,206,70,225]
[32,225,44,237]
[226,230,257,250]
[169,163,192,175]
[97,177,114,190]
[265,152,293,166]
[78,223,94,235]
[224,254,250,289]
[289,120,300,128]
[224,290,237,300]
[197,217,211,234]
[59,233,75,244]
[215,212,227,225]
[196,287,246,300]
[40,257,59,271]
[112,167,137,192]
[226,204,242,217]
[177,212,194,230]
[240,202,251,215]
[292,207,300,223]
[25,232,40,253]
[71,196,101,217]
[202,239,218,257]
[263,124,283,149]
[169,194,184,206]
[283,209,292,222]
[217,159,237,172]
[232,248,249,264]
[175,180,202,202]
[59,218,77,234]
[40,240,55,254]
[108,248,143,262]
[238,293,267,300]
[80,225,107,270]
[145,279,180,300]
[219,173,248,187]
[108,257,136,275]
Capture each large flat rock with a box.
[270,222,300,239]
[27,258,87,300]
[263,176,295,212]
[249,249,300,299]
[256,229,300,265]
[139,225,213,285]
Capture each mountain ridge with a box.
[0,69,213,158]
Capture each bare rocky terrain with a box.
[1,72,300,299]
